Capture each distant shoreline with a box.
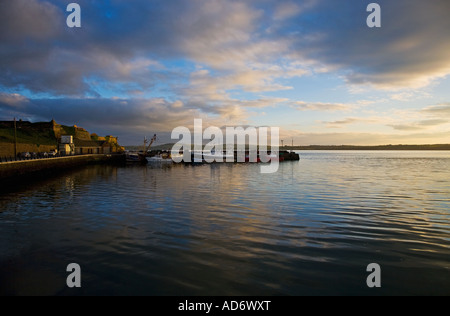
[125,144,450,151]
[289,144,450,151]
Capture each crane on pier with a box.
[133,134,157,164]
[143,134,157,155]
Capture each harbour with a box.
[2,0,450,298]
[1,151,449,295]
[0,149,299,181]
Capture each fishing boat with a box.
[126,152,147,164]
[146,154,173,163]
[125,134,158,165]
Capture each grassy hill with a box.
[0,120,124,156]
[0,122,57,146]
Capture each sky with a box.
[0,0,449,146]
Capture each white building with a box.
[59,135,75,155]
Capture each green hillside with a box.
[0,120,118,147]
[0,123,57,146]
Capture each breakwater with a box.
[165,150,300,162]
[0,154,125,180]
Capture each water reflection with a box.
[0,152,449,295]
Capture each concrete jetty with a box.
[0,154,125,180]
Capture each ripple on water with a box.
[0,152,449,295]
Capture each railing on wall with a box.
[0,153,85,163]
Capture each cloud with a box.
[2,0,450,99]
[389,90,432,102]
[0,93,29,108]
[1,0,450,147]
[0,0,185,95]
[0,93,267,143]
[273,2,303,21]
[0,0,62,42]
[0,0,310,98]
[388,119,449,131]
[421,103,450,116]
[285,0,450,89]
[293,130,450,146]
[293,101,352,112]
[0,94,200,135]
[323,117,370,128]
[179,0,264,69]
[185,67,297,104]
[240,97,289,108]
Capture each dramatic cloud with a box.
[1,0,449,145]
[0,94,202,141]
[0,0,62,42]
[0,93,276,143]
[285,0,450,89]
[3,0,450,94]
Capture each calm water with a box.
[0,151,449,295]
